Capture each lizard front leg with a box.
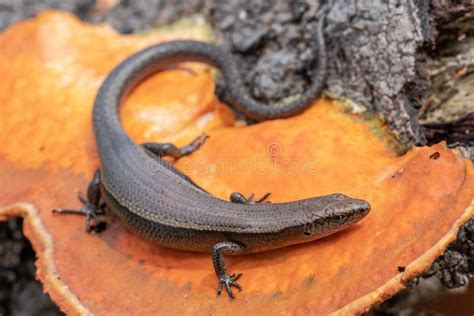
[229,192,272,204]
[212,241,245,299]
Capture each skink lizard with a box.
[53,10,371,299]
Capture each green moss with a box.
[136,15,213,41]
[335,96,410,156]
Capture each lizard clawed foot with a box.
[217,272,242,299]
[191,132,209,146]
[230,192,272,204]
[53,192,106,233]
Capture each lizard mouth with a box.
[349,200,371,222]
[356,200,371,217]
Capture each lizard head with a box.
[302,193,371,238]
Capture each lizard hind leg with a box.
[212,241,245,299]
[142,132,209,160]
[52,169,106,233]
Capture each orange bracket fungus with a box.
[1,11,473,315]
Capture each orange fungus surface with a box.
[0,11,473,315]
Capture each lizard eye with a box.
[334,214,346,223]
[303,224,312,236]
